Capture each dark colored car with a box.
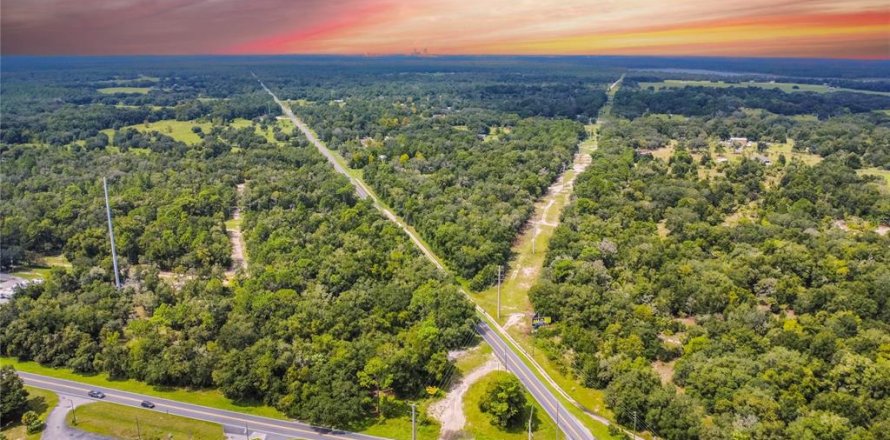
[88,390,105,399]
[140,400,155,409]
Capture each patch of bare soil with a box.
[225,183,247,280]
[652,360,676,385]
[428,356,499,439]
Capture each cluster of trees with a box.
[1,142,235,273]
[296,97,585,284]
[360,116,583,284]
[613,86,890,120]
[584,109,890,169]
[1,96,476,428]
[530,118,890,439]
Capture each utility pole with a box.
[633,410,638,435]
[555,405,559,440]
[103,177,121,288]
[532,226,537,254]
[135,416,142,440]
[528,405,534,440]
[497,265,503,320]
[410,403,417,440]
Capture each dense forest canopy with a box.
[531,115,890,439]
[1,56,889,436]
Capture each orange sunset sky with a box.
[1,0,888,58]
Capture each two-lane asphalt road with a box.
[18,372,387,440]
[476,322,591,440]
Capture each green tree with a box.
[21,410,43,434]
[786,411,852,440]
[0,366,29,424]
[479,374,527,429]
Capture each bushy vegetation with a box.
[297,103,586,284]
[530,117,890,439]
[614,86,890,120]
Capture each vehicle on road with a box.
[88,390,105,399]
[141,400,155,408]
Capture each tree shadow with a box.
[27,395,50,415]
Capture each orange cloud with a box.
[2,0,887,58]
[228,0,889,59]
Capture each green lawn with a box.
[639,79,890,96]
[224,217,242,230]
[97,87,151,95]
[102,119,213,145]
[0,386,59,440]
[10,254,71,280]
[464,371,558,440]
[1,357,286,419]
[67,402,224,440]
[360,409,439,440]
[859,167,890,186]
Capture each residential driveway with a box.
[43,395,113,440]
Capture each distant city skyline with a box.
[2,0,888,59]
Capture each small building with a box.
[716,156,729,164]
[728,137,748,146]
[755,154,772,166]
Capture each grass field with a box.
[463,371,558,440]
[67,402,225,440]
[101,118,289,148]
[97,87,151,95]
[859,167,890,186]
[0,386,59,440]
[639,79,890,96]
[101,119,213,145]
[361,410,440,440]
[10,254,71,280]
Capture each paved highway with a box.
[19,372,386,440]
[477,322,591,440]
[257,76,595,440]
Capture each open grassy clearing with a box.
[9,254,71,280]
[361,411,440,440]
[463,371,559,440]
[1,357,286,419]
[475,125,597,322]
[455,342,494,375]
[0,386,58,440]
[858,167,890,187]
[101,119,212,145]
[67,402,224,440]
[97,87,151,95]
[639,79,890,96]
[101,118,290,147]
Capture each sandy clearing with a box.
[225,183,247,280]
[504,313,526,331]
[428,356,499,439]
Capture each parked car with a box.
[88,390,105,399]
[140,400,155,409]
